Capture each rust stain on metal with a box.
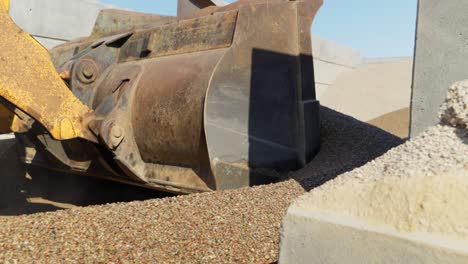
[120,10,237,61]
[147,10,238,57]
[59,71,71,81]
[0,105,13,133]
[0,4,96,141]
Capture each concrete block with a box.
[364,57,413,64]
[313,59,354,86]
[9,0,112,41]
[33,37,65,50]
[314,83,328,98]
[280,168,468,264]
[411,0,468,136]
[318,58,413,121]
[280,210,468,264]
[310,36,363,99]
[312,36,363,68]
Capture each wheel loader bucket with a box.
[203,1,322,188]
[0,0,322,193]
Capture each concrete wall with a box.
[280,208,468,264]
[9,0,112,49]
[318,57,413,122]
[411,0,468,136]
[312,36,363,97]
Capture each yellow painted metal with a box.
[1,0,8,11]
[0,0,12,133]
[0,3,96,141]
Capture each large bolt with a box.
[82,65,94,79]
[112,124,123,139]
[76,60,99,84]
[109,124,124,149]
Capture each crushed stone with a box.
[294,80,468,238]
[0,107,402,263]
[439,80,468,128]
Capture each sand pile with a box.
[0,107,402,263]
[293,80,468,238]
[368,107,410,138]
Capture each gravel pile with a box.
[0,181,304,263]
[0,106,402,263]
[349,80,468,180]
[293,107,403,190]
[294,81,467,237]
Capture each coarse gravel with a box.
[439,81,468,128]
[0,106,403,263]
[293,80,468,238]
[0,181,305,263]
[293,106,403,190]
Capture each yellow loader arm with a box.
[1,0,8,11]
[0,0,11,133]
[0,0,96,141]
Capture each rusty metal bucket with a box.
[0,0,322,193]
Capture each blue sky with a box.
[100,0,418,58]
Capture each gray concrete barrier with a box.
[411,0,468,136]
[279,170,468,264]
[9,0,112,49]
[280,209,468,264]
[312,36,363,97]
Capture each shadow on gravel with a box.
[455,128,468,145]
[0,139,172,216]
[0,107,404,216]
[289,107,405,191]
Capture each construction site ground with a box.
[0,58,412,214]
[2,58,460,263]
[0,106,403,263]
